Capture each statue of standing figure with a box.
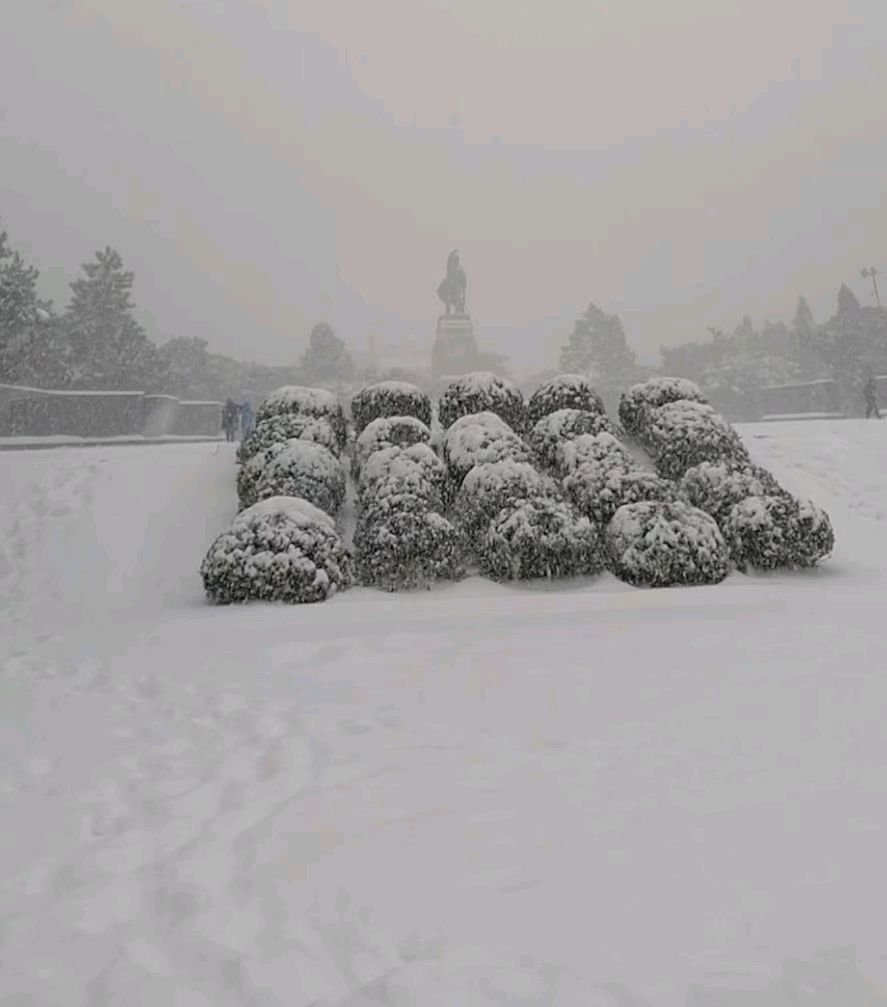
[436,249,467,316]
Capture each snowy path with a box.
[3,424,887,1005]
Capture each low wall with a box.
[0,384,222,438]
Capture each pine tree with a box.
[791,296,821,378]
[813,284,867,399]
[559,303,638,388]
[65,247,162,390]
[300,322,354,383]
[0,223,52,382]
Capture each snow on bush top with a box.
[350,381,432,433]
[723,494,834,570]
[237,413,339,464]
[354,415,432,474]
[201,495,351,604]
[355,497,463,591]
[556,431,632,475]
[529,409,616,473]
[618,377,707,437]
[358,443,446,510]
[254,440,346,516]
[438,371,528,432]
[605,500,730,587]
[441,411,531,486]
[679,460,784,525]
[646,401,748,480]
[477,495,603,581]
[527,373,605,424]
[565,463,675,526]
[256,385,346,448]
[455,459,559,548]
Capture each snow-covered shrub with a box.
[605,500,730,587]
[237,413,339,465]
[454,460,560,551]
[565,463,675,526]
[350,381,432,433]
[529,408,616,473]
[353,415,431,477]
[679,460,785,526]
[355,496,463,590]
[618,377,707,438]
[438,372,528,432]
[555,431,633,476]
[477,496,603,581]
[201,496,352,604]
[358,443,446,510]
[441,411,532,494]
[237,448,279,510]
[527,373,605,425]
[253,440,346,516]
[255,385,347,449]
[646,400,749,480]
[723,495,835,571]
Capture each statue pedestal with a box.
[432,315,478,380]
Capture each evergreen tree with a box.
[158,336,210,398]
[300,322,354,383]
[0,223,52,382]
[791,295,821,377]
[65,247,162,390]
[559,303,638,388]
[812,284,867,400]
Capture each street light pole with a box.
[861,266,881,308]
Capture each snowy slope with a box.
[2,424,887,1005]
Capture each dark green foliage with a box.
[438,372,528,432]
[527,374,605,425]
[350,381,432,433]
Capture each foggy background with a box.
[2,0,886,377]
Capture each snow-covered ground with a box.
[2,423,887,1005]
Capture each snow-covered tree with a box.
[0,223,54,383]
[65,247,162,390]
[559,304,638,388]
[301,322,355,383]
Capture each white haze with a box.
[2,0,886,376]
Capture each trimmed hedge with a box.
[619,377,707,439]
[353,415,431,478]
[201,496,352,604]
[606,500,730,587]
[527,373,605,425]
[565,463,675,526]
[441,411,532,495]
[438,372,528,432]
[350,381,432,434]
[723,495,835,571]
[679,460,785,525]
[529,408,616,473]
[253,440,346,517]
[358,443,446,511]
[237,414,340,465]
[646,400,749,480]
[255,385,347,449]
[478,496,603,582]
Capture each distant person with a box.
[863,374,880,419]
[240,400,255,439]
[222,398,240,441]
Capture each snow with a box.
[259,385,337,414]
[4,421,887,1003]
[238,494,335,531]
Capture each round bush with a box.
[646,401,749,480]
[355,497,463,591]
[679,460,785,526]
[527,374,605,425]
[529,409,616,473]
[253,440,346,516]
[454,460,560,551]
[237,448,280,510]
[350,381,432,433]
[605,500,730,587]
[441,411,532,492]
[555,431,633,476]
[478,496,603,581]
[201,496,352,604]
[353,416,431,477]
[358,443,446,510]
[565,464,675,526]
[438,372,528,432]
[723,495,835,571]
[619,377,707,438]
[255,385,347,449]
[237,413,339,465]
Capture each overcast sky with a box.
[2,0,886,374]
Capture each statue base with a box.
[432,315,478,381]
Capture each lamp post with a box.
[861,266,881,308]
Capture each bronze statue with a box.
[436,249,466,316]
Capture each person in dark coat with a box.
[863,374,880,419]
[222,398,240,441]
